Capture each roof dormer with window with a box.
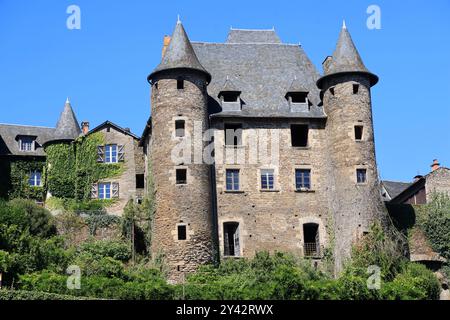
[218,76,242,112]
[286,77,311,113]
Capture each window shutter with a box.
[234,226,240,256]
[91,183,98,199]
[97,145,105,163]
[118,145,125,162]
[112,183,119,198]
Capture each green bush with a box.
[0,289,93,300]
[78,239,131,262]
[0,199,56,238]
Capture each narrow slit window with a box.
[177,78,184,90]
[329,87,335,96]
[177,225,187,240]
[354,125,363,141]
[136,174,144,189]
[175,120,185,137]
[356,169,367,184]
[291,124,309,147]
[224,123,242,146]
[353,84,359,94]
[176,168,187,185]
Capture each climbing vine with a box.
[1,159,46,201]
[45,132,124,203]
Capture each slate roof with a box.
[0,123,55,156]
[52,99,81,142]
[89,120,140,140]
[382,180,412,200]
[0,99,81,156]
[317,23,378,89]
[226,28,281,44]
[191,29,325,119]
[148,21,211,83]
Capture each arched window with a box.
[303,223,320,257]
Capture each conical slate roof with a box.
[317,23,378,89]
[53,98,81,140]
[148,20,211,83]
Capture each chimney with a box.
[124,127,131,133]
[431,159,440,172]
[162,35,171,58]
[81,121,90,135]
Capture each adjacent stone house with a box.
[0,99,144,214]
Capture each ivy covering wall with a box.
[0,158,46,201]
[45,132,124,201]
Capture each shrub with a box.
[78,239,131,262]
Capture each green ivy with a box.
[1,159,46,201]
[45,132,124,202]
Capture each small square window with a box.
[295,169,311,190]
[177,225,187,240]
[20,137,34,151]
[261,169,274,190]
[176,169,187,185]
[175,120,185,137]
[354,126,363,141]
[290,92,308,104]
[291,124,308,147]
[177,78,184,90]
[226,169,240,191]
[356,169,367,184]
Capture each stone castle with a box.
[2,20,449,283]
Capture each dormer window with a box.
[285,78,310,112]
[218,77,241,112]
[19,136,35,151]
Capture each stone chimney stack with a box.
[431,159,440,172]
[162,35,171,58]
[81,121,89,135]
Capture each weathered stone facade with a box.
[93,124,144,215]
[142,21,390,282]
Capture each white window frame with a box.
[98,182,111,199]
[19,137,34,152]
[105,144,118,163]
[260,169,275,190]
[29,170,41,187]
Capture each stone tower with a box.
[317,23,386,273]
[147,20,214,283]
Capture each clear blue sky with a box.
[0,0,449,182]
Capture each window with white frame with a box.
[226,169,240,191]
[95,182,119,199]
[28,170,41,187]
[260,169,274,190]
[295,169,311,190]
[105,144,118,163]
[19,137,34,151]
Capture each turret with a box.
[44,98,81,146]
[318,22,385,273]
[147,19,214,283]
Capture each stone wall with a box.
[321,74,387,273]
[96,126,140,215]
[425,168,450,201]
[150,70,214,283]
[211,118,331,260]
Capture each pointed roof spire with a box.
[54,98,81,140]
[148,19,211,83]
[317,23,378,89]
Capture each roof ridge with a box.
[192,41,299,46]
[229,28,276,31]
[0,123,55,129]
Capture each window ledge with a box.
[259,189,280,192]
[291,146,311,150]
[295,189,315,193]
[223,255,242,259]
[224,145,245,149]
[224,190,244,194]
